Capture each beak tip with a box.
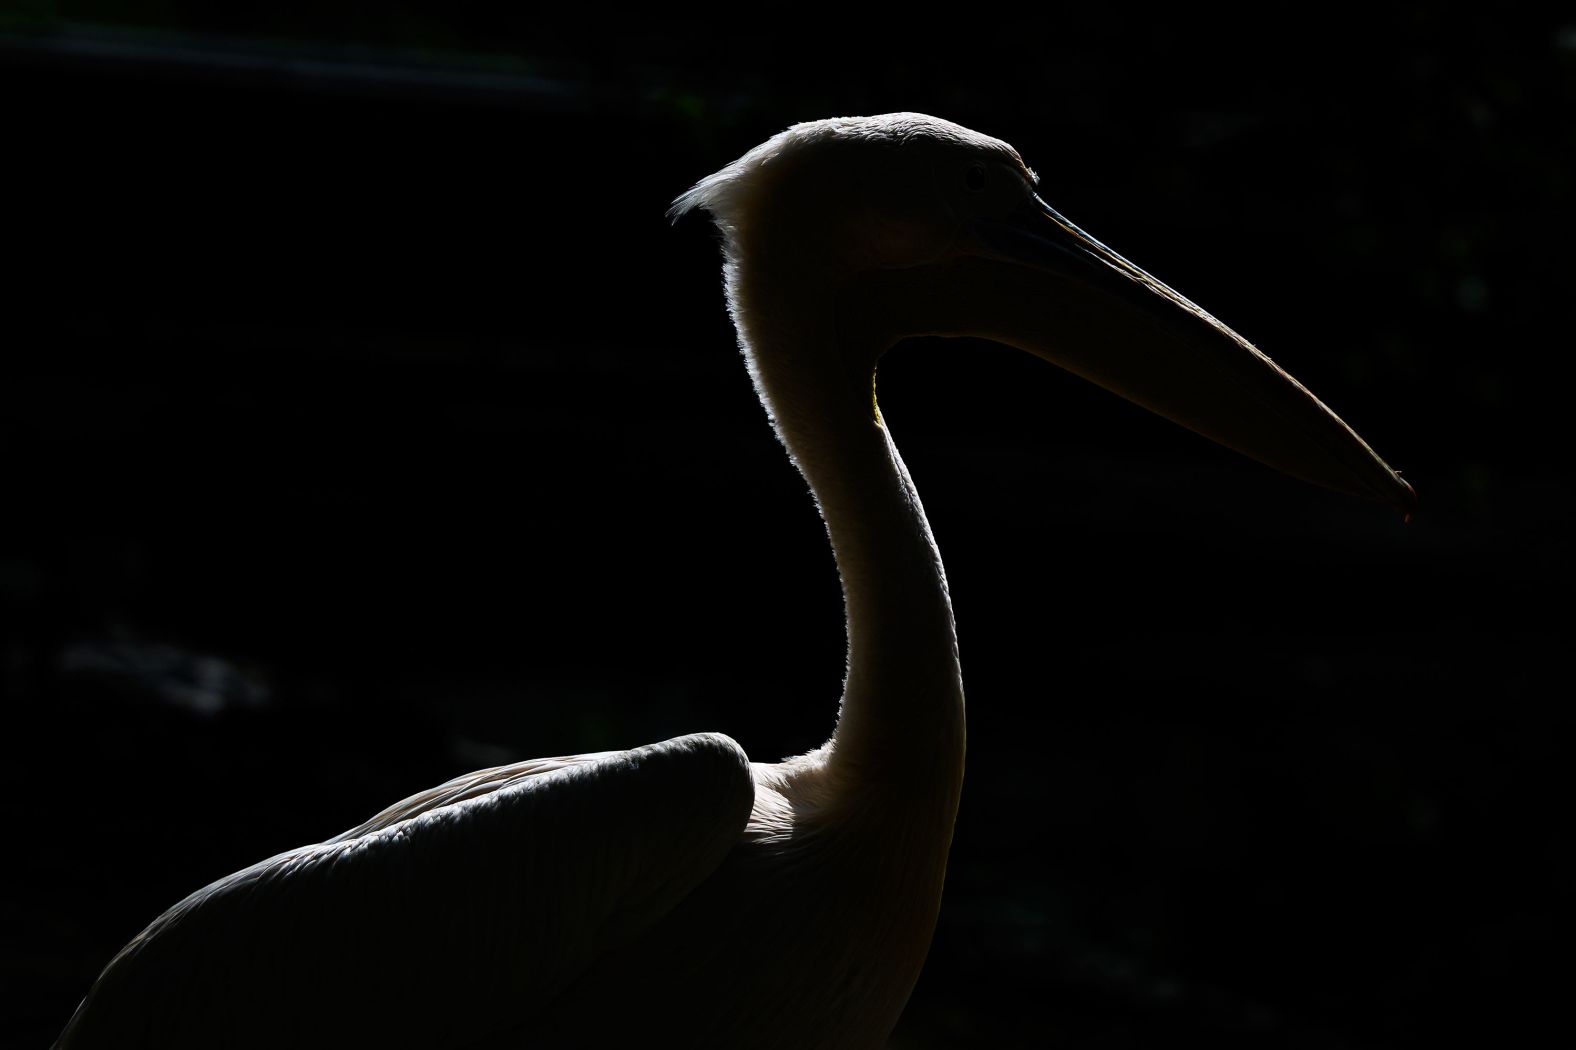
[1396,475,1418,523]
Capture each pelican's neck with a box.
[731,262,965,791]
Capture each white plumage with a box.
[56,113,1411,1049]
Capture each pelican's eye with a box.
[964,164,986,193]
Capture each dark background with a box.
[4,5,1572,1047]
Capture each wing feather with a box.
[324,750,622,843]
[56,732,754,1049]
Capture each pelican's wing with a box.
[322,750,624,842]
[55,732,754,1050]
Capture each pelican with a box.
[55,113,1413,1049]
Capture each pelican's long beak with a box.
[954,193,1415,517]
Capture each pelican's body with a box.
[56,114,1411,1049]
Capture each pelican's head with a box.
[671,113,1035,273]
[674,113,1415,516]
